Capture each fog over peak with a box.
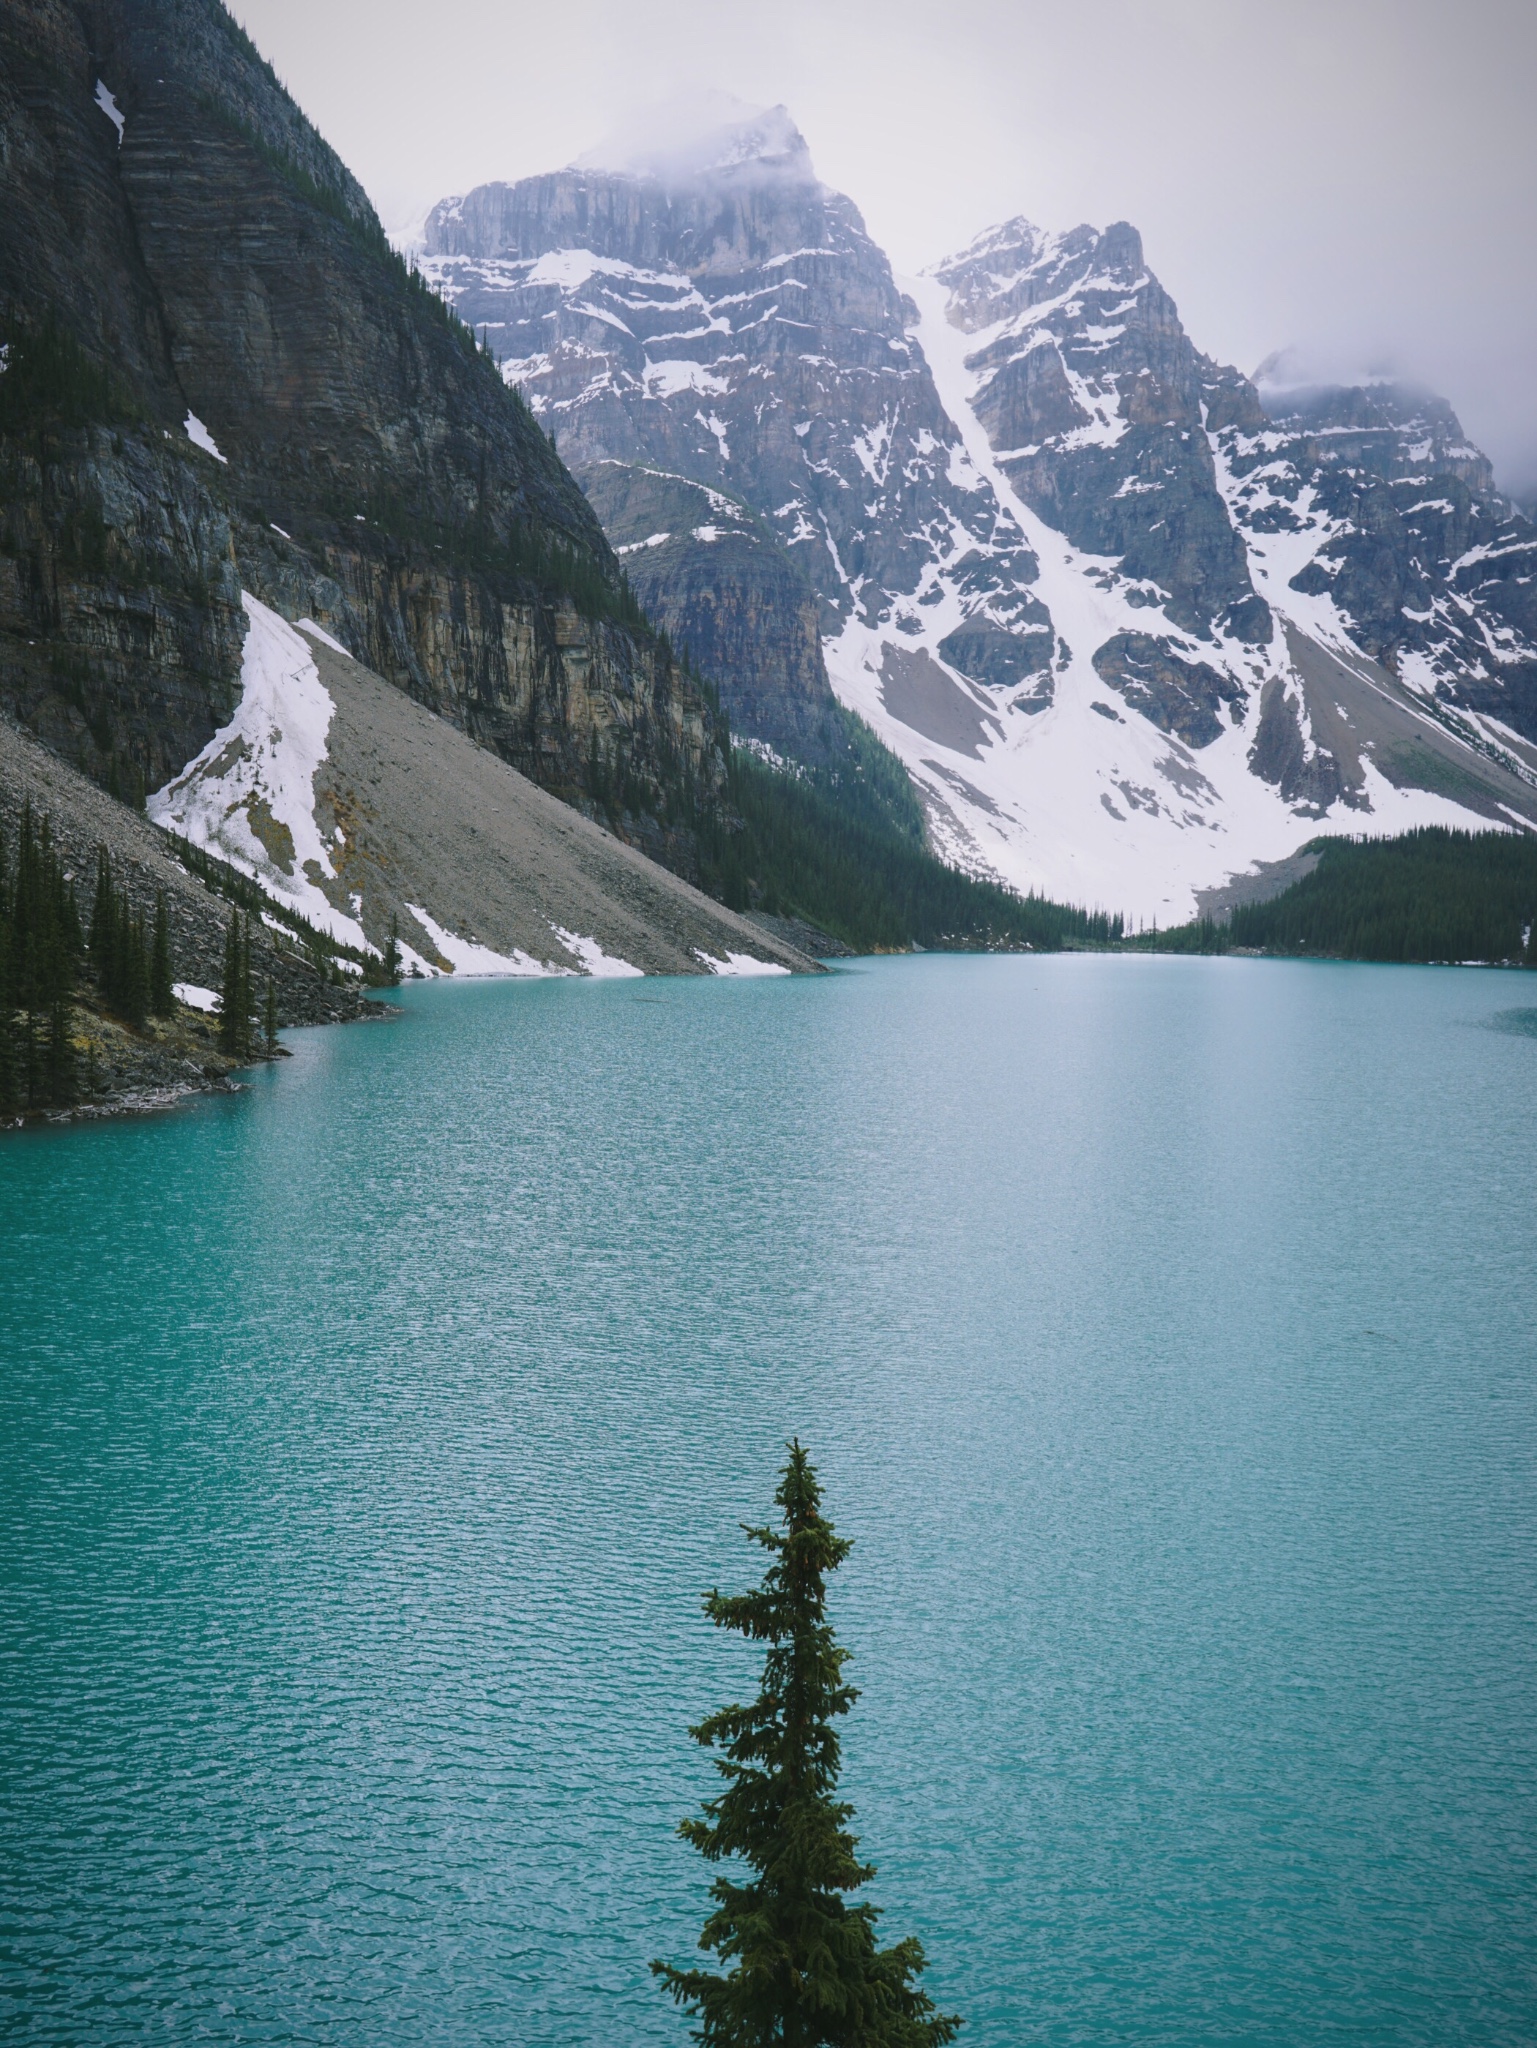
[231,0,1537,500]
[573,92,814,186]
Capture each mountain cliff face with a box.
[422,114,1537,917]
[420,107,1049,798]
[1221,371,1537,739]
[0,0,725,849]
[578,462,838,760]
[932,219,1265,647]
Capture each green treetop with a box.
[655,1442,960,2048]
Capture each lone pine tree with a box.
[654,1443,960,2048]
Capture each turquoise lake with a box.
[3,954,1536,2044]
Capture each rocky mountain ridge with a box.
[421,111,1537,919]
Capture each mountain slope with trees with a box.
[0,8,1112,960]
[1130,828,1537,966]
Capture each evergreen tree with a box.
[91,847,115,987]
[122,903,149,1029]
[238,915,253,1048]
[88,844,152,1026]
[384,916,402,986]
[45,993,76,1108]
[218,912,242,1056]
[264,978,278,1054]
[0,823,14,1116]
[1,808,82,1111]
[151,890,174,1017]
[218,912,254,1057]
[654,1444,960,2048]
[1134,827,1537,964]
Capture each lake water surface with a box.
[3,955,1536,2045]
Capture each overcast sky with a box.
[233,0,1537,497]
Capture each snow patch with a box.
[695,950,791,976]
[406,904,555,978]
[525,248,604,291]
[172,983,218,1013]
[644,358,730,399]
[149,593,366,949]
[93,80,124,145]
[296,618,353,660]
[184,412,226,463]
[552,928,644,977]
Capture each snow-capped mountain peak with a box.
[418,126,1537,919]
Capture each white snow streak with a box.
[295,618,353,659]
[405,905,554,978]
[817,273,1505,925]
[552,929,644,976]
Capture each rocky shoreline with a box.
[1,996,372,1132]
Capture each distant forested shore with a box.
[1127,828,1537,967]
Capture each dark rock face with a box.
[577,462,843,760]
[421,122,1052,759]
[1246,679,1346,812]
[0,0,246,788]
[933,220,1265,644]
[0,421,246,793]
[938,620,1054,692]
[0,0,724,835]
[1216,377,1537,740]
[1092,634,1243,748]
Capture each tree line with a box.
[1127,828,1537,965]
[699,745,1123,953]
[215,910,280,1060]
[0,811,286,1118]
[0,805,82,1113]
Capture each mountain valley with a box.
[1,4,1533,1086]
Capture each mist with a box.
[231,0,1537,500]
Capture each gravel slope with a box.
[300,630,816,977]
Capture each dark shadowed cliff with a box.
[0,0,726,854]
